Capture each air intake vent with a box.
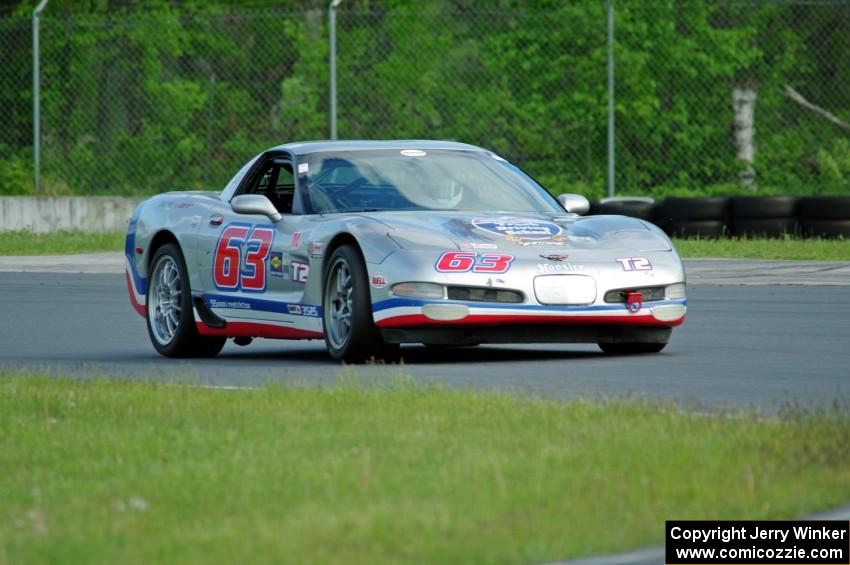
[447,286,523,303]
[604,287,665,303]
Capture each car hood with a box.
[358,211,671,253]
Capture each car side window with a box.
[246,160,295,214]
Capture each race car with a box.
[125,140,686,362]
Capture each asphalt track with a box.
[1,269,848,411]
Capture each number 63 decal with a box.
[435,251,515,274]
[214,224,275,291]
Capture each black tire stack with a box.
[798,196,850,238]
[584,195,850,239]
[654,197,730,238]
[590,198,656,222]
[730,197,798,238]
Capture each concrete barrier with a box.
[0,197,142,233]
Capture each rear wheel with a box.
[322,245,399,363]
[598,342,666,355]
[146,243,226,358]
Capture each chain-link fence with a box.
[1,1,848,198]
[336,5,607,197]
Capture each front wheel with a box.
[146,243,226,358]
[322,245,398,363]
[598,342,666,355]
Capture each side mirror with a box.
[557,194,590,215]
[231,194,282,222]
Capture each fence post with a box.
[32,0,49,194]
[328,0,344,140]
[606,0,615,198]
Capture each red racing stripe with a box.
[125,270,146,317]
[196,321,323,340]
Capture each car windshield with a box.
[299,149,563,214]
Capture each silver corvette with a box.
[125,140,687,361]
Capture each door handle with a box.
[209,215,224,227]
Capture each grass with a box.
[0,230,125,256]
[1,375,849,565]
[1,230,849,261]
[674,236,850,261]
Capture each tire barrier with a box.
[653,197,730,238]
[799,196,850,238]
[590,198,656,222]
[584,195,850,239]
[730,196,798,237]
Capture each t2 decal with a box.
[435,251,515,274]
[213,224,275,292]
[291,261,309,284]
[616,257,652,271]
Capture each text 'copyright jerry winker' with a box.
[665,520,850,564]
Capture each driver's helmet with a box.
[421,178,464,209]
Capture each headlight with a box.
[391,282,445,299]
[665,283,686,300]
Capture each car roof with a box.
[270,139,487,156]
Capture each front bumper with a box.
[372,297,687,328]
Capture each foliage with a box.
[0,1,848,197]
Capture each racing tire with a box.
[598,342,667,355]
[799,196,850,221]
[656,197,730,222]
[322,245,400,363]
[663,220,727,239]
[593,200,656,222]
[732,218,799,238]
[731,196,798,219]
[146,243,226,358]
[800,219,850,239]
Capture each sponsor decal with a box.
[292,261,309,284]
[209,298,252,310]
[371,275,387,288]
[537,263,585,273]
[287,304,319,317]
[616,257,653,271]
[505,234,569,247]
[540,254,570,262]
[158,201,192,209]
[297,162,309,174]
[400,149,427,157]
[435,251,515,274]
[269,252,284,277]
[308,242,323,257]
[472,217,562,241]
[290,231,302,249]
[459,242,499,250]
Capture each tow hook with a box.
[625,292,643,313]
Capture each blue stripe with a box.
[125,207,147,295]
[372,297,687,313]
[202,293,323,317]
